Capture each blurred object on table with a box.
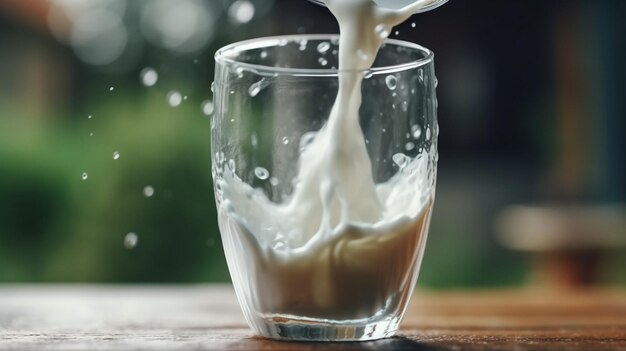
[496,205,626,288]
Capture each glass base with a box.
[253,315,401,341]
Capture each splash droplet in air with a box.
[109,86,114,91]
[113,151,120,160]
[228,0,255,24]
[124,232,138,249]
[81,172,88,181]
[143,185,154,198]
[254,167,269,180]
[201,100,214,115]
[167,91,183,107]
[140,67,158,87]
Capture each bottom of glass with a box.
[252,315,401,341]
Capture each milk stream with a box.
[215,0,438,321]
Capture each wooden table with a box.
[1,285,624,350]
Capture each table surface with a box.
[1,285,625,351]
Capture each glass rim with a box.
[214,34,434,77]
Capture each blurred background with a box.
[0,0,624,288]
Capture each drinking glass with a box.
[212,34,438,341]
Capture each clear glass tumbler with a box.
[212,34,438,341]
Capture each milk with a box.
[214,0,438,328]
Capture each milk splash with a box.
[213,0,439,335]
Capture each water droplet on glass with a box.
[374,24,391,39]
[405,141,416,151]
[411,124,422,139]
[385,75,397,90]
[318,57,328,66]
[143,185,154,198]
[140,67,158,87]
[234,66,245,78]
[282,136,289,145]
[228,0,255,24]
[81,172,88,181]
[166,91,182,107]
[201,100,214,115]
[251,133,258,147]
[124,232,138,249]
[316,41,330,54]
[401,101,408,111]
[254,167,269,180]
[392,153,410,168]
[112,151,120,160]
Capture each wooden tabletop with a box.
[1,285,625,350]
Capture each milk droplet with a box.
[299,39,308,51]
[228,0,255,24]
[374,24,391,39]
[124,232,138,249]
[248,78,270,97]
[140,67,158,87]
[299,132,316,151]
[357,49,368,61]
[411,124,422,139]
[113,151,120,160]
[282,136,289,145]
[81,172,88,181]
[405,141,416,151]
[167,91,182,107]
[385,75,397,90]
[201,100,214,115]
[254,167,269,180]
[316,41,330,54]
[143,185,154,197]
[318,57,328,66]
[392,153,410,168]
